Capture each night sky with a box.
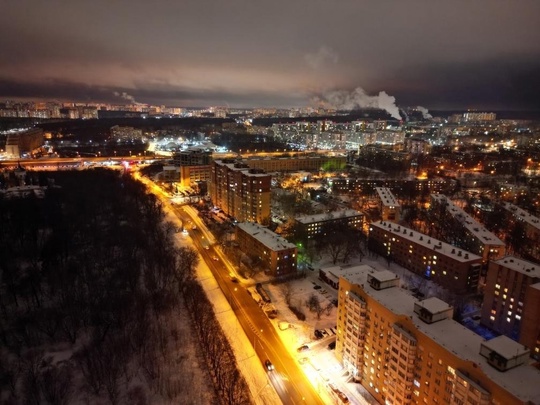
[2,0,540,110]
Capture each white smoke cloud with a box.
[305,46,339,70]
[113,91,141,104]
[314,87,402,120]
[416,106,432,119]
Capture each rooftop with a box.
[492,256,540,278]
[295,209,363,225]
[481,335,529,360]
[375,187,400,208]
[431,194,505,246]
[501,202,540,232]
[236,222,296,251]
[416,296,452,314]
[341,266,540,404]
[369,269,398,283]
[370,221,482,263]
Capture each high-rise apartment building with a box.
[172,149,212,187]
[481,256,540,357]
[336,266,540,405]
[209,159,271,223]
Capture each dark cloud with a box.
[383,56,540,110]
[0,77,307,108]
[1,0,539,109]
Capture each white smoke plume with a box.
[314,87,402,120]
[113,91,141,104]
[305,46,339,70]
[416,106,432,119]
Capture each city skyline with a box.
[2,1,540,111]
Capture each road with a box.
[0,155,167,169]
[168,204,325,405]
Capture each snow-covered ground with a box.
[164,199,458,405]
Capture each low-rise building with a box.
[294,209,363,240]
[499,202,540,262]
[235,222,297,278]
[368,221,482,293]
[336,266,540,405]
[241,154,347,173]
[430,194,505,263]
[375,187,401,222]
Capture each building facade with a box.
[294,209,363,240]
[336,267,540,405]
[369,221,482,293]
[235,222,297,277]
[481,256,540,357]
[172,149,212,187]
[209,159,271,223]
[5,128,43,157]
[499,202,540,262]
[241,154,347,173]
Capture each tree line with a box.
[0,169,249,404]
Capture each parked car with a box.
[297,344,309,353]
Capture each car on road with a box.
[297,344,309,353]
[230,276,239,283]
[212,256,219,261]
[191,225,197,230]
[204,245,209,250]
[337,392,349,403]
[264,360,274,371]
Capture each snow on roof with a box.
[492,256,540,278]
[341,267,540,403]
[322,264,373,283]
[214,160,270,177]
[431,194,505,246]
[295,209,363,224]
[370,269,398,283]
[375,187,400,207]
[501,202,540,231]
[530,282,540,291]
[371,221,482,263]
[415,296,451,314]
[236,222,296,251]
[481,335,529,360]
